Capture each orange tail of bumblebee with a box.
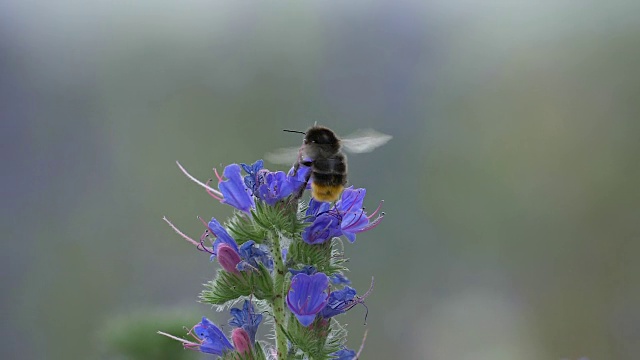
[311,183,344,202]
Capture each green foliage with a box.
[281,317,347,360]
[167,180,365,359]
[251,200,309,239]
[220,342,268,360]
[227,211,268,244]
[287,239,347,277]
[200,266,274,305]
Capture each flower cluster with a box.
[162,159,384,359]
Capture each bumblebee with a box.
[267,125,392,202]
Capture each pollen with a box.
[311,183,344,202]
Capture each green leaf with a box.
[251,200,308,239]
[283,316,349,360]
[227,211,268,244]
[200,265,275,306]
[287,239,347,277]
[200,270,253,305]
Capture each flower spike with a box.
[163,155,387,359]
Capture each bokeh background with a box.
[2,1,639,359]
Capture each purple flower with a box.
[288,164,312,189]
[207,220,274,274]
[286,273,330,327]
[175,161,255,213]
[306,198,331,217]
[289,265,317,276]
[208,218,239,256]
[302,213,343,244]
[237,240,274,271]
[335,187,382,243]
[321,286,357,319]
[303,187,385,244]
[330,273,351,285]
[240,160,264,194]
[257,171,294,205]
[190,317,234,355]
[229,300,262,343]
[217,244,242,275]
[219,164,255,213]
[255,166,311,205]
[336,187,366,212]
[231,328,252,355]
[331,348,356,360]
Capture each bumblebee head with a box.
[305,126,339,146]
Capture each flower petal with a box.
[219,164,254,213]
[208,218,239,255]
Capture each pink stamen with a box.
[157,331,201,351]
[199,230,209,243]
[204,179,223,201]
[344,277,374,312]
[361,214,384,232]
[367,200,384,219]
[355,329,369,360]
[187,325,201,341]
[163,216,201,248]
[213,167,223,183]
[361,277,375,299]
[176,161,224,199]
[197,216,212,230]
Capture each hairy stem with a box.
[269,231,288,359]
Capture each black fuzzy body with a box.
[294,126,348,201]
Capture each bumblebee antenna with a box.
[283,129,306,135]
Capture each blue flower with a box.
[208,218,239,257]
[257,171,295,205]
[240,160,264,194]
[306,198,331,217]
[286,273,330,327]
[289,265,317,276]
[321,286,357,319]
[331,348,356,360]
[288,165,312,189]
[175,161,258,213]
[228,300,262,343]
[330,273,351,285]
[207,220,274,273]
[303,187,385,244]
[255,166,311,205]
[192,317,234,355]
[237,240,274,271]
[335,188,374,243]
[302,199,338,244]
[219,164,255,213]
[302,213,342,244]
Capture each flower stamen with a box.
[163,216,202,248]
[204,179,223,201]
[176,161,223,198]
[367,200,384,219]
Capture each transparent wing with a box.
[265,146,300,165]
[341,129,392,153]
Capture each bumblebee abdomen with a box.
[312,172,347,186]
[311,183,344,202]
[312,157,347,174]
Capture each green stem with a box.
[270,231,288,359]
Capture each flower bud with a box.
[231,328,252,355]
[217,243,241,275]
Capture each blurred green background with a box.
[2,1,639,359]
